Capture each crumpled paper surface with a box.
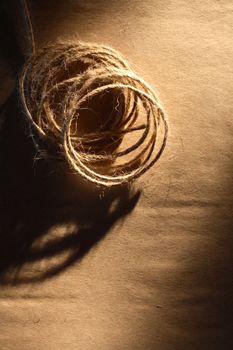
[0,0,233,349]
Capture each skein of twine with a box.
[19,0,168,187]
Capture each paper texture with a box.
[0,1,233,349]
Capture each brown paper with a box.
[0,1,233,349]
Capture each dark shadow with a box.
[0,93,140,285]
[190,164,233,349]
[0,1,24,71]
[0,2,141,285]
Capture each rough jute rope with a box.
[19,0,168,187]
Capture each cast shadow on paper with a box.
[0,5,140,285]
[0,95,140,285]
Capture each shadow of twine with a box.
[0,94,140,285]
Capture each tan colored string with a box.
[19,0,168,187]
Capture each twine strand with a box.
[21,0,36,55]
[19,1,168,187]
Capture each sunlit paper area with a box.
[0,1,233,349]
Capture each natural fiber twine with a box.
[19,3,168,187]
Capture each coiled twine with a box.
[19,42,168,186]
